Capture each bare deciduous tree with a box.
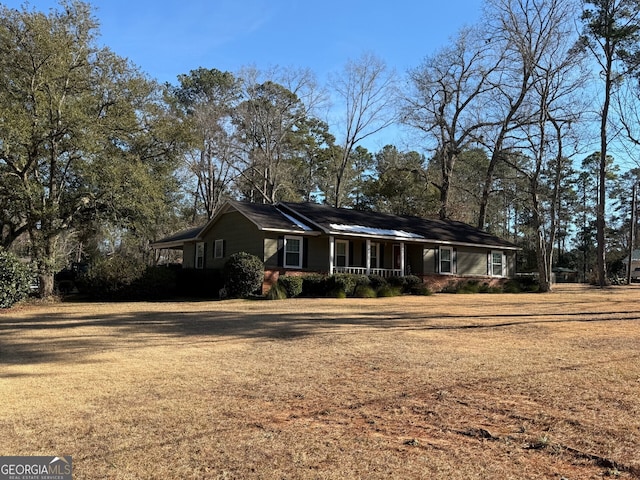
[402,27,497,219]
[581,0,640,286]
[326,53,396,207]
[233,66,325,203]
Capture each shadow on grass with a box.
[1,299,640,365]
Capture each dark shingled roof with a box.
[150,225,202,248]
[278,202,518,249]
[152,200,518,250]
[230,201,314,232]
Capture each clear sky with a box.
[4,0,485,84]
[3,1,487,151]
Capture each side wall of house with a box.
[183,242,196,269]
[458,247,490,276]
[418,245,516,277]
[200,211,265,269]
[264,235,328,271]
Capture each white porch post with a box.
[400,242,406,276]
[366,239,371,275]
[329,236,335,275]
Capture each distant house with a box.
[151,200,519,292]
[622,249,640,270]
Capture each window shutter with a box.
[380,244,385,268]
[277,236,284,267]
[203,242,208,269]
[487,252,492,275]
[349,241,354,267]
[303,238,309,268]
[453,248,457,274]
[435,248,439,273]
[222,239,225,258]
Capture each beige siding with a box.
[306,236,329,271]
[457,248,489,276]
[419,245,516,278]
[422,247,436,274]
[264,237,279,268]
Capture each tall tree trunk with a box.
[33,233,58,298]
[478,144,502,230]
[439,150,456,220]
[597,47,613,287]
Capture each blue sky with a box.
[4,1,486,151]
[5,1,485,84]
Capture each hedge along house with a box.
[151,200,519,292]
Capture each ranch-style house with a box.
[151,200,519,291]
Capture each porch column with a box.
[329,236,335,275]
[400,242,406,276]
[366,239,371,274]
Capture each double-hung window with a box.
[214,239,224,259]
[284,235,303,268]
[195,242,205,269]
[491,251,505,277]
[370,242,380,268]
[335,240,348,267]
[439,246,453,274]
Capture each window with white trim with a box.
[439,246,453,274]
[370,242,380,268]
[214,239,224,259]
[491,251,505,277]
[284,235,303,268]
[335,240,348,267]
[195,242,205,269]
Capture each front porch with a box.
[332,266,403,277]
[328,236,408,278]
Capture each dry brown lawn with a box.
[1,284,639,479]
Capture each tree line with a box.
[1,0,640,296]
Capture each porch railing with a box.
[332,266,403,278]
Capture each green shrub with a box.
[301,274,328,297]
[457,280,481,294]
[328,273,359,297]
[410,284,433,296]
[503,277,539,293]
[223,252,264,298]
[354,285,377,298]
[266,282,287,300]
[76,255,147,300]
[368,274,387,289]
[130,266,178,300]
[376,285,402,297]
[404,275,422,292]
[278,275,303,298]
[330,288,347,299]
[176,268,224,298]
[388,275,407,290]
[0,249,33,308]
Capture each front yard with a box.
[1,285,639,479]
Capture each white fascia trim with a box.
[149,241,186,250]
[262,228,321,236]
[275,203,329,233]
